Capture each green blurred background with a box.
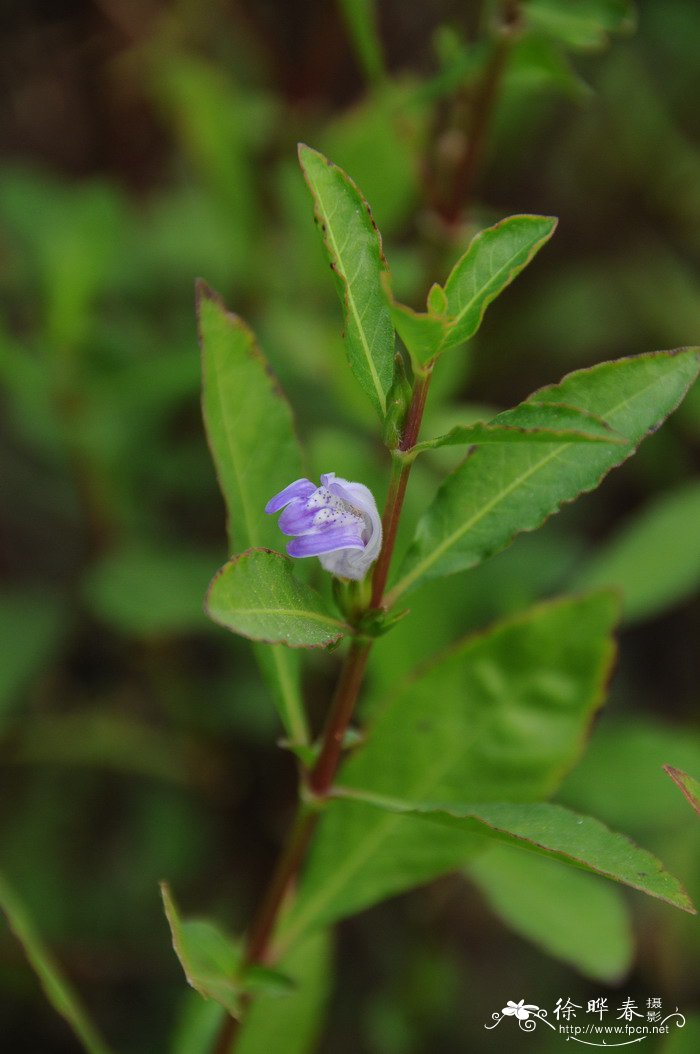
[1,1,699,1051]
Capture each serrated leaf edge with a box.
[389,348,700,603]
[331,792,697,915]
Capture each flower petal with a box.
[266,473,382,580]
[287,528,366,558]
[327,477,383,563]
[265,479,315,514]
[278,502,321,536]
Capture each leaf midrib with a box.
[227,606,347,629]
[415,423,617,452]
[438,230,550,352]
[332,796,692,910]
[311,170,387,415]
[390,366,676,601]
[211,338,257,549]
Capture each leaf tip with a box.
[536,214,558,241]
[160,879,175,910]
[195,279,237,324]
[675,888,698,915]
[297,142,324,171]
[194,276,214,302]
[663,764,700,817]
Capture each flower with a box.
[502,1000,539,1021]
[265,472,382,581]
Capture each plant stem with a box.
[308,640,372,796]
[212,810,318,1054]
[218,369,432,1054]
[370,367,432,607]
[243,808,318,966]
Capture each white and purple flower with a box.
[265,472,382,581]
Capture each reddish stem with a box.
[370,368,432,607]
[308,640,371,796]
[218,369,433,1054]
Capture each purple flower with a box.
[265,472,382,581]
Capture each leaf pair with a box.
[388,214,558,367]
[201,287,699,653]
[298,144,559,409]
[199,147,699,748]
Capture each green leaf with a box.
[389,215,557,365]
[170,994,223,1054]
[282,592,619,942]
[244,964,295,997]
[298,144,395,416]
[198,282,308,743]
[387,296,451,364]
[390,348,700,602]
[336,0,385,84]
[524,0,636,52]
[410,401,626,456]
[256,648,308,747]
[206,549,349,649]
[440,215,558,350]
[467,845,633,981]
[237,930,332,1054]
[198,284,304,554]
[330,792,696,914]
[168,928,322,1051]
[161,883,243,1017]
[574,482,700,623]
[0,872,114,1054]
[664,766,700,818]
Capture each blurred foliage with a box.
[0,0,699,1051]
